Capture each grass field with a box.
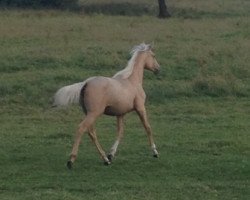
[0,0,250,199]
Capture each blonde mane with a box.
[113,43,151,79]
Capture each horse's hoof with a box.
[67,160,73,170]
[153,154,159,158]
[104,160,111,166]
[107,154,113,162]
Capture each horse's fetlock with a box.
[70,154,77,160]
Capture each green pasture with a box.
[0,0,250,199]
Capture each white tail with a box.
[53,77,95,107]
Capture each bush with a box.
[0,0,79,9]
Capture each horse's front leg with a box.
[136,106,159,158]
[108,115,124,162]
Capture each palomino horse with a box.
[53,43,160,168]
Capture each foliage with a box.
[0,0,78,8]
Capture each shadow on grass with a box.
[0,0,249,19]
[0,2,157,16]
[2,2,247,19]
[81,2,156,16]
[171,7,248,19]
[80,3,247,19]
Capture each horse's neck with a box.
[128,55,145,85]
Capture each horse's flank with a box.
[81,77,136,116]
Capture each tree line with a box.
[0,0,77,8]
[0,0,171,18]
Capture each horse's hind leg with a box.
[108,116,124,161]
[88,126,110,165]
[67,114,96,169]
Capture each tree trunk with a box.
[158,0,171,18]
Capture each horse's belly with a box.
[104,106,133,116]
[104,98,134,116]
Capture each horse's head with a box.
[144,46,160,74]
